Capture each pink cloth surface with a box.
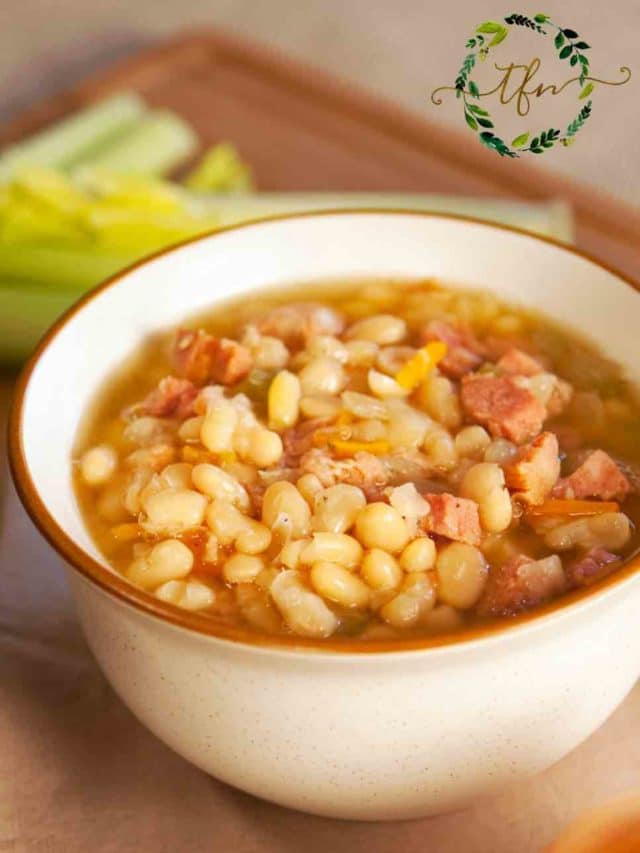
[1,378,639,853]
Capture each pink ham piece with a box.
[552,449,632,501]
[299,448,387,499]
[461,374,546,444]
[496,347,544,377]
[208,337,253,385]
[139,376,198,419]
[256,303,345,348]
[172,329,252,386]
[420,320,485,378]
[565,547,619,587]
[476,554,566,616]
[422,493,481,546]
[505,431,560,505]
[281,418,332,466]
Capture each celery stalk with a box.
[0,245,132,290]
[184,143,253,192]
[0,93,146,180]
[86,205,218,253]
[73,110,198,176]
[0,281,79,362]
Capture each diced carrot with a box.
[329,438,390,458]
[395,341,448,390]
[526,498,620,518]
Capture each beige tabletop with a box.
[1,375,639,852]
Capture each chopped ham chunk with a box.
[552,449,632,501]
[461,374,546,444]
[505,431,560,505]
[565,547,619,587]
[420,320,485,378]
[476,554,566,616]
[139,376,198,419]
[172,329,252,385]
[256,303,345,349]
[497,347,544,377]
[208,337,253,385]
[422,493,481,546]
[299,448,387,498]
[281,418,332,466]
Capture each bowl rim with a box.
[8,207,640,655]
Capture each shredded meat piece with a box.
[281,418,332,466]
[383,449,440,490]
[552,449,632,501]
[245,481,266,515]
[476,554,566,616]
[209,338,253,385]
[420,320,485,378]
[461,374,546,444]
[565,547,619,587]
[496,347,544,377]
[255,303,345,349]
[505,431,560,505]
[421,493,482,546]
[139,376,198,419]
[172,329,252,385]
[299,448,387,499]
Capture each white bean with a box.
[300,532,363,568]
[201,403,238,453]
[223,553,265,584]
[355,502,410,553]
[310,561,371,608]
[80,445,118,486]
[368,368,410,399]
[142,488,208,534]
[312,484,367,534]
[192,463,250,510]
[127,538,194,590]
[268,370,301,430]
[380,573,436,628]
[460,462,512,533]
[347,314,407,345]
[298,356,346,396]
[436,542,488,609]
[262,481,311,538]
[244,427,283,468]
[399,537,436,572]
[270,569,338,637]
[544,512,631,551]
[155,578,215,610]
[361,549,403,590]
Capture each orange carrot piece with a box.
[329,438,390,458]
[527,499,620,517]
[395,341,448,390]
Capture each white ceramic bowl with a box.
[10,211,640,821]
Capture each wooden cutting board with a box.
[2,29,639,278]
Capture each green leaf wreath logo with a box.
[431,13,631,158]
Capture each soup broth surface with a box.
[74,279,640,644]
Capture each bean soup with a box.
[74,280,640,642]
